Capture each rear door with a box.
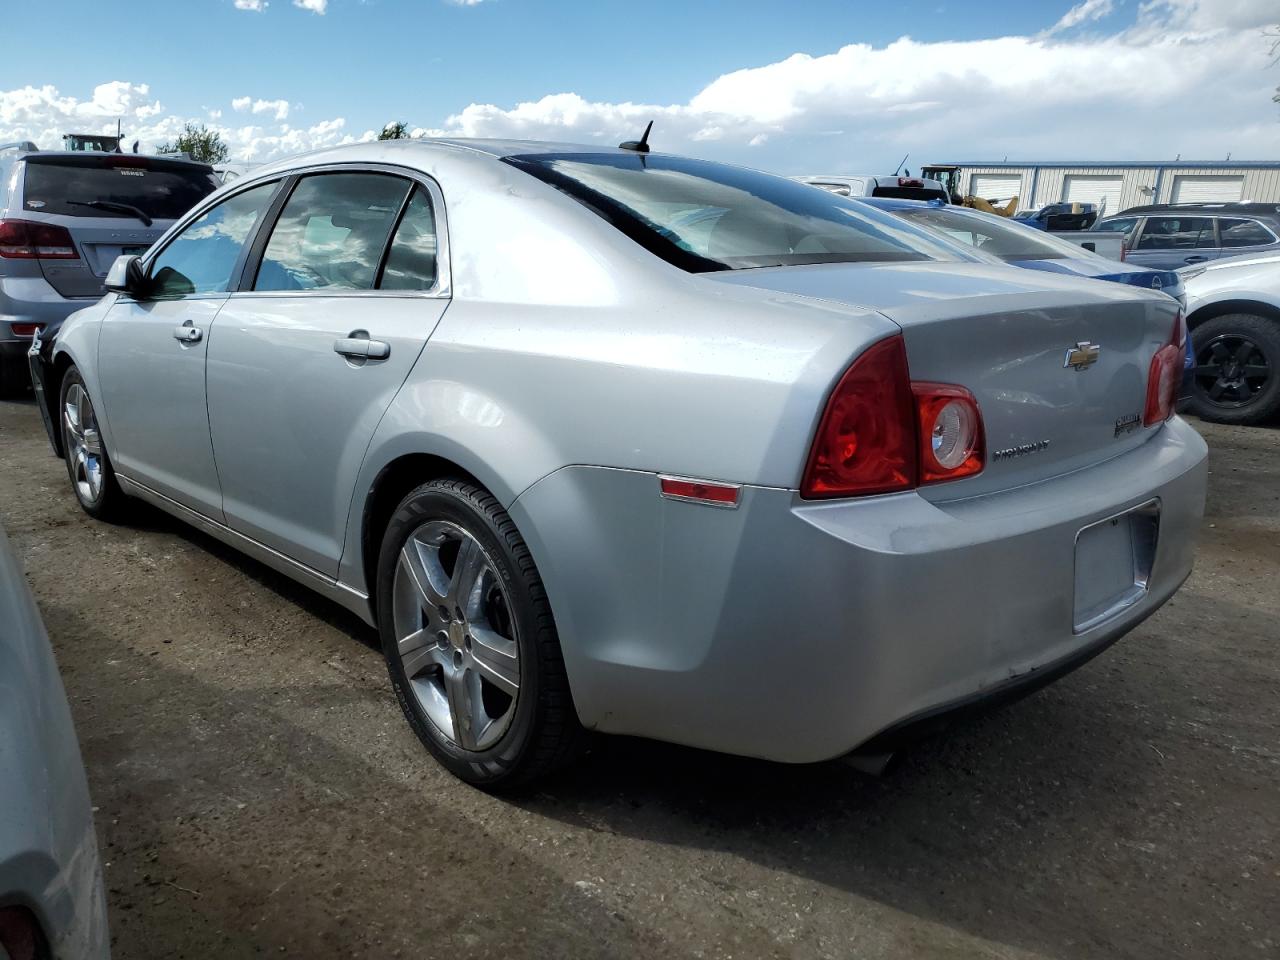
[206,168,449,576]
[16,155,217,298]
[1126,215,1218,269]
[96,181,281,519]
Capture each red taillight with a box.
[801,336,918,498]
[0,219,79,259]
[1143,310,1186,426]
[912,383,985,484]
[10,323,43,337]
[801,336,985,499]
[0,906,45,960]
[898,177,923,187]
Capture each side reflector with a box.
[9,323,43,337]
[659,476,741,508]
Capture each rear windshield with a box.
[891,204,1098,262]
[504,153,967,272]
[21,158,218,221]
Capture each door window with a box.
[1135,217,1215,250]
[254,173,410,291]
[1218,218,1277,248]
[378,187,439,291]
[148,182,278,298]
[1095,216,1139,235]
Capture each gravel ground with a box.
[1,396,1277,960]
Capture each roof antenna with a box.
[619,120,653,153]
[892,153,908,176]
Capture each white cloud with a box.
[446,0,489,5]
[1044,0,1114,36]
[0,82,350,163]
[233,0,268,10]
[293,0,327,12]
[231,97,291,121]
[0,1,1276,170]
[418,0,1280,171]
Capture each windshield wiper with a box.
[67,199,153,227]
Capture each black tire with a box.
[59,366,129,521]
[1186,313,1280,425]
[0,355,31,400]
[376,478,584,789]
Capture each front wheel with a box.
[1186,314,1280,425]
[59,366,128,521]
[377,478,584,789]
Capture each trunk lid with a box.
[704,261,1179,498]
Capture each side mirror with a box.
[105,255,148,297]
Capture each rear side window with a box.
[254,173,410,291]
[379,188,438,290]
[1136,217,1215,250]
[21,158,217,221]
[149,183,278,298]
[1218,218,1277,248]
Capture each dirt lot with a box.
[1,397,1277,960]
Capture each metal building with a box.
[929,161,1280,214]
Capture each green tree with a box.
[379,121,411,140]
[158,123,230,164]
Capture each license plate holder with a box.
[1073,500,1160,634]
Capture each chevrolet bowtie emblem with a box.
[1064,341,1101,371]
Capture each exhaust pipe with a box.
[840,750,898,777]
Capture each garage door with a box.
[1171,175,1244,203]
[1062,175,1124,216]
[969,175,1022,203]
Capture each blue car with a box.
[861,197,1194,404]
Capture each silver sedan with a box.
[32,139,1207,787]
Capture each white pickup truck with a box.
[795,174,950,202]
[1014,204,1127,261]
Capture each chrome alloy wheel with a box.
[392,520,521,751]
[63,382,105,504]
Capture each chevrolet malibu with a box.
[30,140,1208,788]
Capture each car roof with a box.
[10,148,214,171]
[1113,203,1280,218]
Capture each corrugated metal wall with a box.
[955,165,1280,212]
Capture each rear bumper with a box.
[512,418,1208,763]
[0,276,91,344]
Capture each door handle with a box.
[334,332,390,361]
[173,323,203,343]
[1184,255,1208,263]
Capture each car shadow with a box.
[123,498,380,652]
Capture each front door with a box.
[206,171,449,576]
[96,182,280,519]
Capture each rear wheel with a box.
[59,367,128,521]
[1187,314,1280,425]
[377,478,584,789]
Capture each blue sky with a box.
[1,0,1276,169]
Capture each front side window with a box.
[149,182,278,299]
[254,173,410,291]
[1219,218,1277,248]
[1136,216,1214,250]
[505,153,966,272]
